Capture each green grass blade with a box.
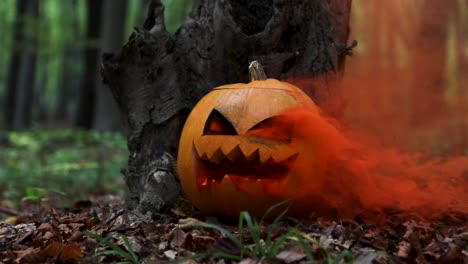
[121,235,139,263]
[332,249,354,263]
[269,232,315,262]
[269,229,298,256]
[239,211,264,257]
[297,231,319,244]
[85,231,115,254]
[293,235,315,262]
[260,199,291,224]
[84,231,135,262]
[238,212,246,257]
[264,207,289,250]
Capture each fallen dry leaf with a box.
[14,247,44,264]
[44,241,64,257]
[276,249,307,263]
[396,241,411,258]
[0,195,466,263]
[59,242,84,260]
[177,217,203,230]
[238,258,258,264]
[163,249,177,260]
[170,227,187,248]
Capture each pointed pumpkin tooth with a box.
[239,143,260,158]
[195,137,223,160]
[220,138,240,156]
[193,140,206,160]
[259,148,274,164]
[209,148,225,164]
[271,146,298,163]
[226,145,243,161]
[200,152,209,161]
[245,149,260,163]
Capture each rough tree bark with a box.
[102,0,354,213]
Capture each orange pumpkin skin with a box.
[177,78,321,219]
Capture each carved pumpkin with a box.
[177,61,321,219]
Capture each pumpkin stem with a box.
[249,60,267,81]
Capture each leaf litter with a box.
[0,196,466,263]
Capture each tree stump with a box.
[101,0,353,213]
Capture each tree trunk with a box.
[102,0,353,213]
[56,0,81,123]
[93,0,128,132]
[75,0,103,129]
[4,0,27,129]
[409,0,458,126]
[11,0,39,130]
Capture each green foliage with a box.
[162,0,192,33]
[22,186,51,202]
[84,231,140,264]
[126,0,143,38]
[36,0,83,110]
[0,129,127,205]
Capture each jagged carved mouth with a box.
[193,136,298,186]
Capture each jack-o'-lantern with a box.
[177,61,321,219]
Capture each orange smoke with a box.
[276,0,468,222]
[280,107,468,222]
[341,0,467,155]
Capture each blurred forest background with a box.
[0,0,193,206]
[0,0,466,206]
[343,0,468,157]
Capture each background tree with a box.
[342,0,467,155]
[55,0,82,122]
[4,0,39,130]
[75,0,104,129]
[409,0,459,126]
[93,0,129,132]
[3,0,23,129]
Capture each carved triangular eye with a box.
[203,110,238,135]
[247,116,292,142]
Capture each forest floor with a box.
[0,195,467,264]
[0,131,467,263]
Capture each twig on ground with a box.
[0,206,19,216]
